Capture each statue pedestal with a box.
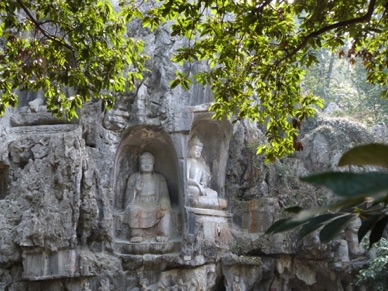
[114,240,181,255]
[186,207,233,250]
[113,212,182,255]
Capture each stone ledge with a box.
[11,112,77,127]
[114,239,182,255]
[9,124,79,134]
[186,207,233,218]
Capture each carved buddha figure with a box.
[124,152,172,242]
[187,136,227,210]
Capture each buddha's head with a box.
[139,152,155,173]
[188,136,203,159]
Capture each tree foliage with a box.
[142,0,388,161]
[1,0,388,161]
[266,143,388,247]
[0,0,148,119]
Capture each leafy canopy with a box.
[1,0,388,161]
[143,0,388,161]
[0,0,147,119]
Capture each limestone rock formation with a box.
[0,12,380,291]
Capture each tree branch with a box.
[281,0,377,64]
[16,0,74,52]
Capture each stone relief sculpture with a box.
[187,136,227,210]
[28,94,45,113]
[83,282,92,291]
[345,217,365,257]
[123,152,172,243]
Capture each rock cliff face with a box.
[0,20,384,291]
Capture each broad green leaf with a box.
[265,217,308,235]
[338,144,388,168]
[358,214,383,243]
[300,172,388,198]
[369,216,388,248]
[319,215,355,243]
[299,213,342,239]
[284,206,304,214]
[330,196,369,212]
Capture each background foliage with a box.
[303,49,388,124]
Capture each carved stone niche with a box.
[188,113,232,196]
[186,113,234,248]
[113,127,183,254]
[0,163,9,199]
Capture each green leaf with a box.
[284,206,304,214]
[338,144,388,168]
[265,218,307,235]
[300,172,388,198]
[319,215,355,243]
[265,210,314,235]
[330,196,368,212]
[369,216,388,248]
[358,214,383,243]
[299,213,342,239]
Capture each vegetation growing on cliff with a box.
[1,0,388,161]
[145,0,388,161]
[0,0,148,119]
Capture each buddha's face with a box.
[190,144,203,159]
[140,158,154,173]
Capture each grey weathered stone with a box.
[0,10,379,291]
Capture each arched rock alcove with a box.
[189,114,232,196]
[113,126,182,253]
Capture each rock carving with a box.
[345,218,365,257]
[124,152,172,243]
[28,94,45,113]
[187,136,227,210]
[98,278,110,291]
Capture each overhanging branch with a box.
[16,0,74,52]
[281,0,377,64]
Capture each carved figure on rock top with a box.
[187,136,227,210]
[28,95,45,112]
[124,152,172,243]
